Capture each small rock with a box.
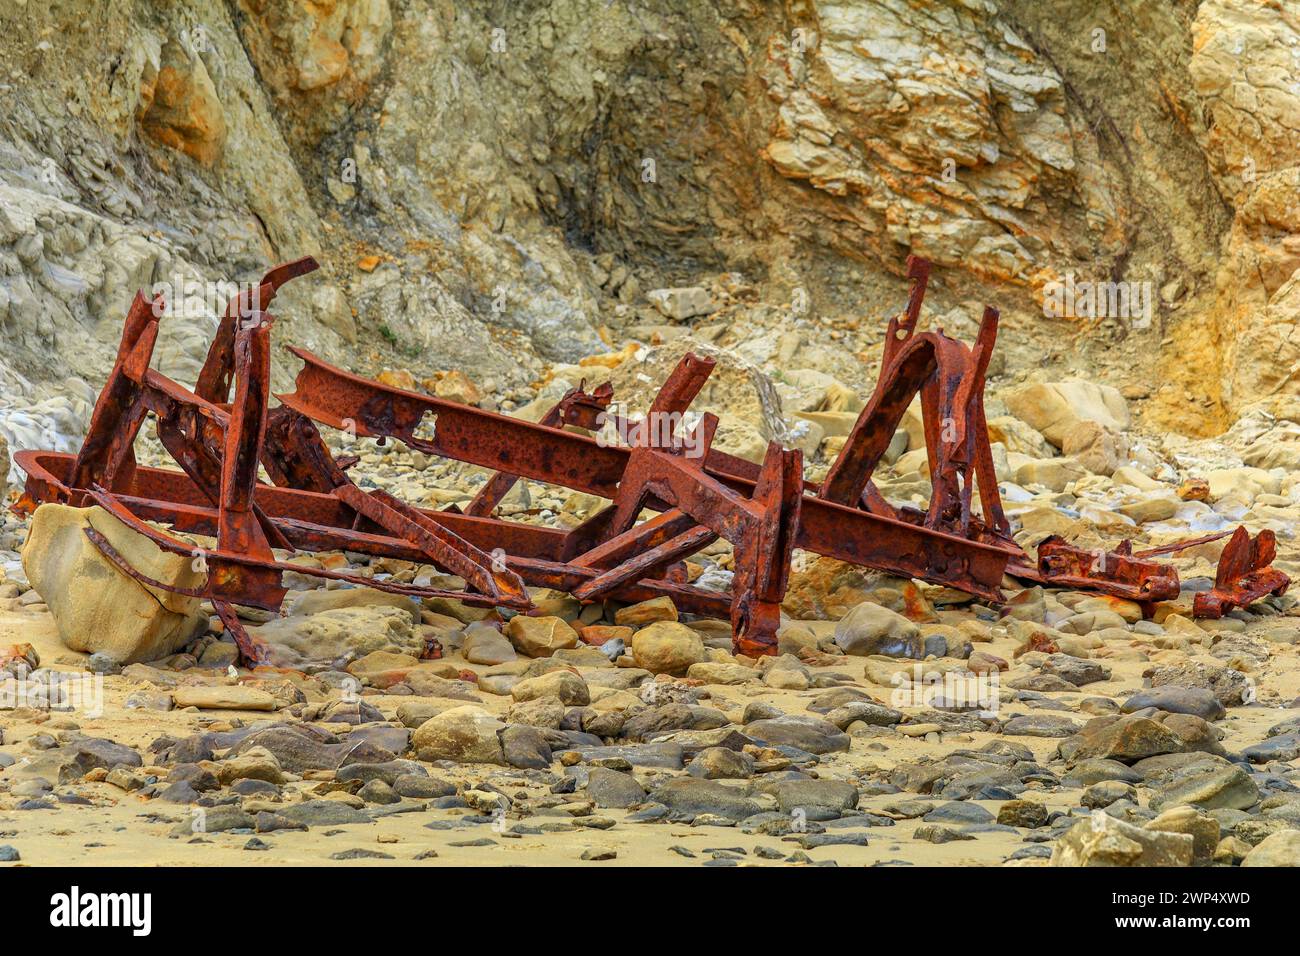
[914,825,974,844]
[1241,829,1300,866]
[646,287,713,320]
[1082,780,1137,808]
[511,670,590,706]
[834,602,921,658]
[505,615,579,658]
[1121,687,1225,722]
[997,800,1049,828]
[172,685,280,712]
[1051,813,1193,867]
[1039,654,1110,687]
[614,596,679,627]
[584,767,648,808]
[651,778,765,821]
[1149,761,1259,813]
[687,746,755,780]
[631,622,707,675]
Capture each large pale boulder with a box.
[1241,829,1300,867]
[22,504,207,664]
[411,705,505,765]
[250,605,422,667]
[1005,380,1130,447]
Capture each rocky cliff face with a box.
[0,0,1294,463]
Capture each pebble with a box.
[913,825,974,844]
[331,848,394,860]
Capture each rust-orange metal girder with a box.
[15,259,530,663]
[1021,536,1182,609]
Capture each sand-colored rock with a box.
[614,596,679,627]
[251,605,422,667]
[510,670,590,706]
[22,504,208,664]
[631,622,707,675]
[1005,381,1130,447]
[505,615,579,658]
[1051,813,1193,867]
[172,685,281,712]
[1241,829,1300,867]
[411,705,506,765]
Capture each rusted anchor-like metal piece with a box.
[822,256,1011,550]
[1193,527,1290,618]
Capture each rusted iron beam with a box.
[1017,536,1181,608]
[194,256,320,405]
[571,526,717,601]
[1009,525,1290,621]
[820,256,1009,547]
[462,380,613,518]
